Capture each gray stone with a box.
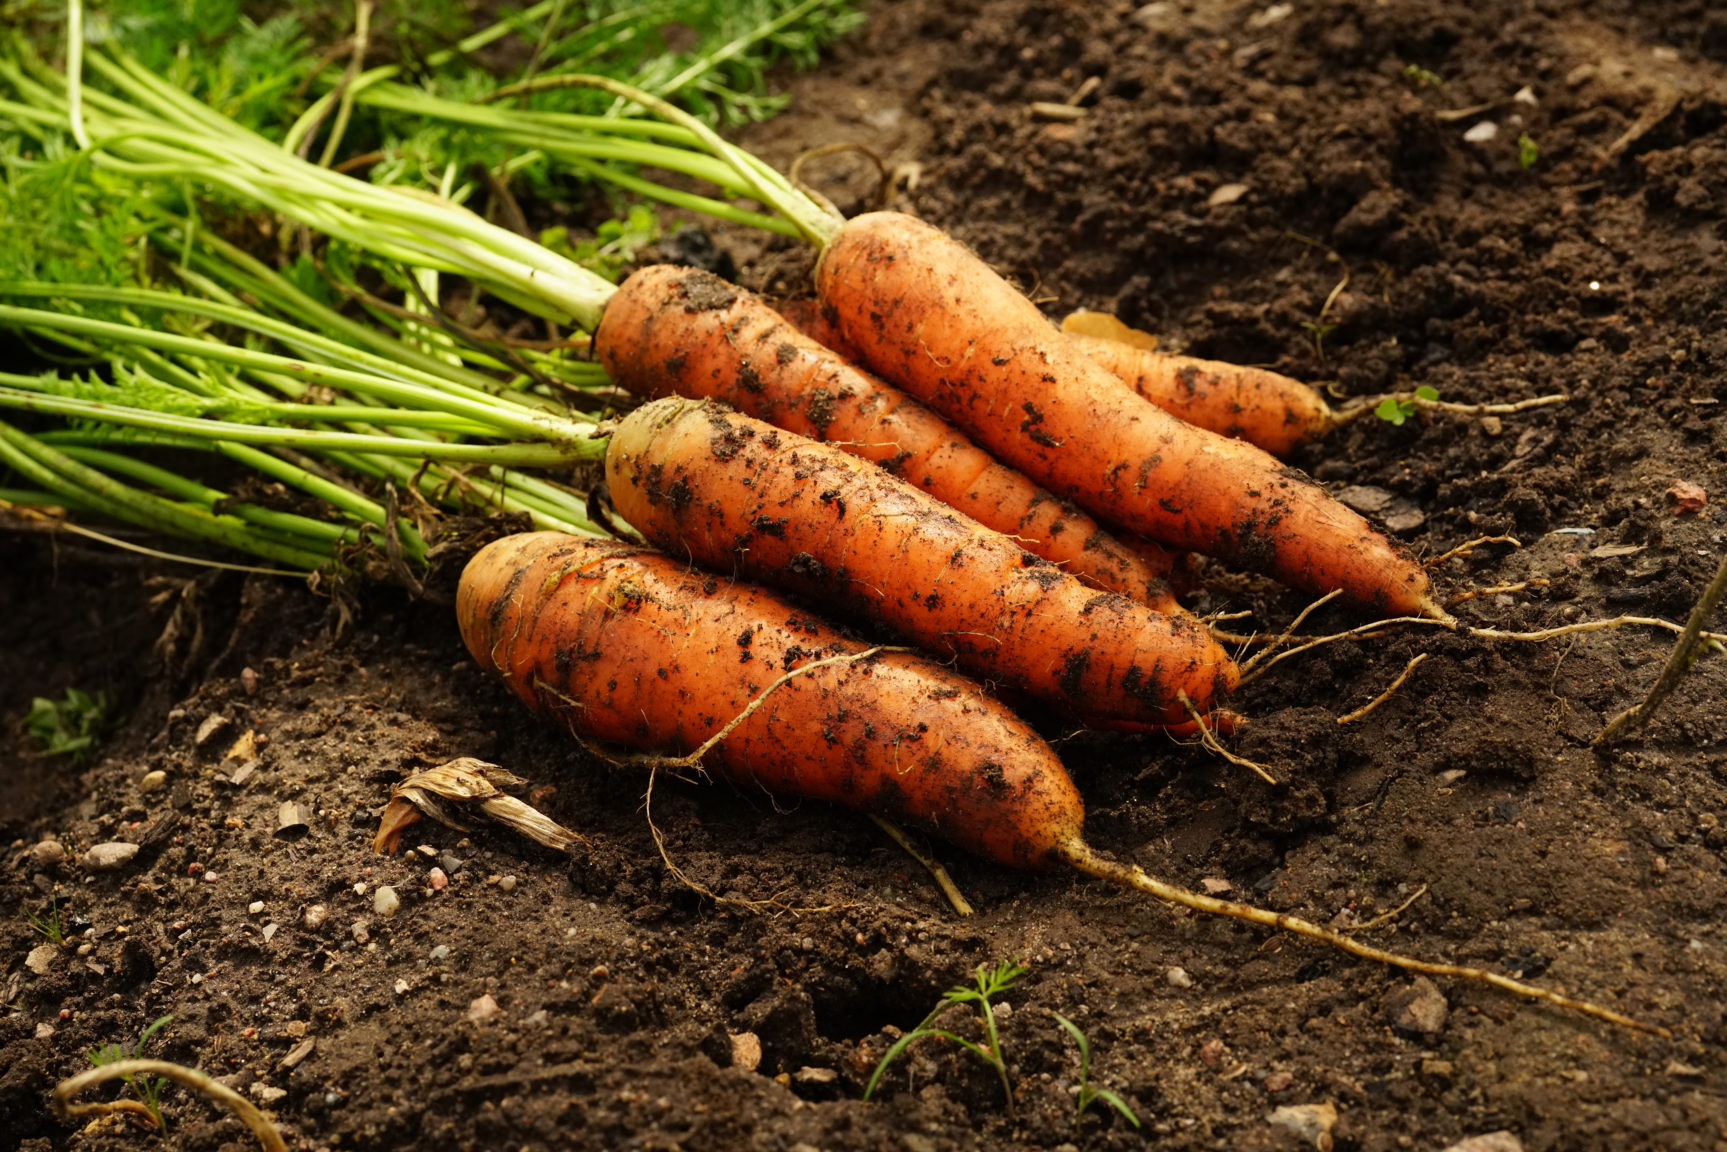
[82,842,139,871]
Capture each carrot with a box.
[604,396,1239,727]
[459,532,1651,1033]
[595,264,1186,611]
[1063,330,1333,458]
[813,211,1442,619]
[456,531,1084,868]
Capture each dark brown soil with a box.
[6,2,1727,1150]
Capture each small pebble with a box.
[34,1022,55,1039]
[1199,1037,1228,1067]
[83,842,140,872]
[1167,966,1195,989]
[467,994,500,1024]
[249,1083,287,1104]
[373,887,400,917]
[139,770,167,794]
[1439,1134,1523,1152]
[1263,1071,1295,1093]
[439,853,463,875]
[415,845,438,860]
[590,965,611,982]
[429,868,448,891]
[240,666,259,695]
[303,904,329,930]
[498,875,518,893]
[1199,877,1232,894]
[351,920,370,944]
[25,944,57,975]
[30,840,66,868]
[194,714,231,748]
[393,979,410,996]
[203,871,219,884]
[261,924,279,943]
[1463,120,1499,143]
[285,1021,308,1038]
[429,945,451,962]
[730,1031,762,1071]
[1268,1103,1338,1146]
[1385,975,1449,1034]
[801,936,815,951]
[248,901,266,915]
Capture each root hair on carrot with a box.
[869,816,974,917]
[53,1059,289,1152]
[1347,883,1430,933]
[1336,653,1429,725]
[1055,841,1668,1036]
[1429,533,1522,567]
[1175,689,1278,786]
[1445,579,1549,607]
[1238,589,1343,676]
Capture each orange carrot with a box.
[457,531,1084,867]
[1064,331,1334,458]
[812,212,1441,619]
[604,397,1239,727]
[595,264,1185,611]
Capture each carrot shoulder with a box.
[1065,332,1334,458]
[604,397,1239,727]
[595,263,1184,610]
[456,532,1083,867]
[814,211,1438,618]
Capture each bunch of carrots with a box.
[0,28,1659,1035]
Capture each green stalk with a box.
[0,421,329,569]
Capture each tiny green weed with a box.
[1518,133,1540,169]
[1402,63,1445,87]
[1375,385,1440,426]
[23,687,114,764]
[865,959,1026,1115]
[1052,1013,1140,1128]
[25,895,64,945]
[88,1015,174,1133]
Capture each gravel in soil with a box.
[6,1,1727,1149]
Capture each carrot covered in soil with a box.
[813,212,1441,619]
[459,532,1654,1034]
[604,396,1239,728]
[456,531,1084,867]
[595,264,1186,610]
[1062,330,1334,459]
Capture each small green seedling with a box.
[1376,385,1440,426]
[1518,133,1540,169]
[25,895,65,945]
[1402,64,1445,88]
[24,687,114,764]
[1052,1013,1140,1128]
[89,1015,174,1133]
[865,959,1027,1115]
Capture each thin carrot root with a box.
[871,815,975,917]
[1336,653,1428,725]
[1349,883,1429,932]
[1445,579,1548,607]
[1430,534,1521,567]
[1326,392,1571,430]
[1593,548,1727,745]
[1057,841,1668,1036]
[1176,690,1277,785]
[53,1059,290,1152]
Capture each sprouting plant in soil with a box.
[864,959,1027,1115]
[25,895,65,946]
[1052,1012,1140,1128]
[1518,133,1540,169]
[1376,385,1439,426]
[1401,63,1445,87]
[88,1015,175,1133]
[23,687,114,764]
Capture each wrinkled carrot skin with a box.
[815,212,1437,617]
[605,397,1240,727]
[457,532,1085,867]
[596,265,1183,611]
[1066,333,1334,458]
[772,292,1196,600]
